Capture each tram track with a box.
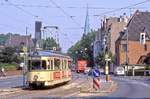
[0,73,89,98]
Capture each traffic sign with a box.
[92,69,100,78]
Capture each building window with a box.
[144,44,147,51]
[140,33,146,45]
[121,44,127,52]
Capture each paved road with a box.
[85,76,150,99]
[108,77,150,99]
[0,72,89,99]
[0,75,23,88]
[2,72,150,99]
[0,72,84,89]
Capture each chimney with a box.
[123,13,128,23]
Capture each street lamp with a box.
[124,27,129,75]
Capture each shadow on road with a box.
[13,81,70,91]
[37,96,150,99]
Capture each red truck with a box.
[76,60,88,73]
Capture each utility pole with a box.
[105,47,111,81]
[124,27,129,75]
[84,4,90,34]
[23,27,28,87]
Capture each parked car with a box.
[114,66,125,76]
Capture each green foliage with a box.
[95,51,115,67]
[0,33,20,45]
[95,52,106,67]
[42,37,61,51]
[0,63,17,70]
[0,47,21,63]
[0,34,8,45]
[145,66,150,70]
[68,30,96,66]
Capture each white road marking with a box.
[0,75,22,80]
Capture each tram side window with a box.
[28,60,31,71]
[54,59,60,70]
[68,61,71,69]
[51,60,53,70]
[48,60,50,70]
[42,60,47,70]
[64,60,67,69]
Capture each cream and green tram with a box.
[27,51,72,88]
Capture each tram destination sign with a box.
[30,57,41,60]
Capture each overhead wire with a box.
[3,0,47,35]
[5,1,38,18]
[1,0,150,46]
[0,1,34,34]
[0,2,149,10]
[48,0,82,28]
[94,0,150,16]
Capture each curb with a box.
[0,75,21,80]
[0,88,22,96]
[80,81,117,93]
[0,88,21,92]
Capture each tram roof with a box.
[29,50,71,59]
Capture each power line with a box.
[48,0,82,27]
[5,1,38,18]
[0,2,149,10]
[94,0,150,16]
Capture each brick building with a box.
[116,10,150,66]
[94,15,128,59]
[5,35,34,48]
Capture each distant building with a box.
[35,21,42,40]
[94,14,129,59]
[5,35,34,48]
[116,10,150,65]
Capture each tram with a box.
[26,50,72,88]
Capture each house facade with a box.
[5,35,34,48]
[94,15,129,59]
[116,10,150,66]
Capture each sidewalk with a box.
[78,77,117,97]
[0,70,22,79]
[6,70,22,76]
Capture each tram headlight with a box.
[33,75,38,81]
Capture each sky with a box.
[0,0,150,52]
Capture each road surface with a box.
[1,73,150,99]
[0,72,89,98]
[85,76,150,99]
[0,75,23,88]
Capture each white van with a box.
[115,66,125,76]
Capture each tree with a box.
[95,52,106,67]
[0,33,21,46]
[67,30,96,67]
[43,37,61,51]
[95,51,115,68]
[0,47,21,63]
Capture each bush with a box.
[145,66,150,70]
[0,63,17,71]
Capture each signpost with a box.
[92,67,100,90]
[105,54,111,81]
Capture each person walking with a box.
[0,67,6,77]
